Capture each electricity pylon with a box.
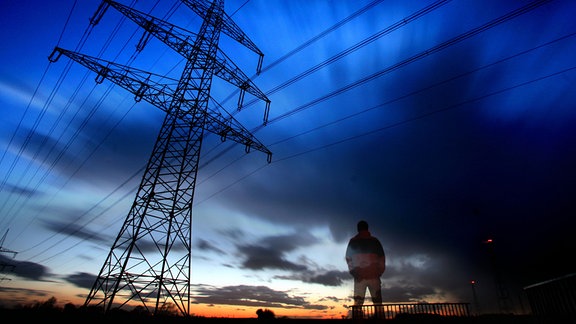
[0,229,18,282]
[483,238,512,314]
[48,0,271,316]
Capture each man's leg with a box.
[353,279,367,319]
[353,279,367,305]
[367,277,382,304]
[367,278,383,319]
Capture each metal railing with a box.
[349,302,471,320]
[524,272,576,323]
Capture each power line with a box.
[0,0,400,230]
[268,31,576,147]
[0,1,176,231]
[261,0,387,74]
[259,0,552,128]
[263,0,451,98]
[19,26,575,262]
[3,0,564,284]
[273,65,576,163]
[220,0,387,105]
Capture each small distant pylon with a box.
[483,238,512,314]
[470,280,480,315]
[48,0,271,316]
[0,229,18,282]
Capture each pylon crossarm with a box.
[104,0,196,53]
[105,0,270,116]
[48,47,184,103]
[49,47,272,160]
[105,0,199,57]
[216,50,269,108]
[181,0,263,59]
[205,99,272,158]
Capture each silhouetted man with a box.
[345,220,386,309]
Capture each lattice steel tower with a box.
[48,0,271,316]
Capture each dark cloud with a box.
[41,219,109,243]
[10,125,76,174]
[383,285,438,303]
[6,103,161,192]
[2,183,41,197]
[192,284,326,310]
[259,232,318,252]
[238,245,306,271]
[305,270,349,286]
[63,272,97,290]
[0,255,50,281]
[217,228,245,241]
[66,103,163,186]
[319,296,344,304]
[275,269,349,287]
[197,238,227,255]
[121,237,190,254]
[236,232,319,271]
[42,216,190,255]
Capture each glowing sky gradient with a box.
[1,0,576,319]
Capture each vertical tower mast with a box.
[49,0,271,316]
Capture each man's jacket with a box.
[345,230,386,280]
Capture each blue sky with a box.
[1,0,576,319]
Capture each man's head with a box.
[357,220,369,232]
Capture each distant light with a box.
[483,238,493,244]
[470,280,476,285]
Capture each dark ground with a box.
[1,307,572,324]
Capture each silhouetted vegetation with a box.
[0,296,547,323]
[256,308,276,320]
[0,296,194,323]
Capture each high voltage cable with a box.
[5,0,180,243]
[0,0,91,227]
[7,91,137,243]
[261,0,451,101]
[8,0,258,257]
[0,1,172,230]
[273,65,576,163]
[23,166,142,260]
[257,0,552,129]
[21,55,575,262]
[0,0,77,171]
[229,0,251,17]
[3,31,147,223]
[0,0,105,219]
[192,0,559,210]
[205,60,575,206]
[0,19,128,228]
[199,32,576,195]
[260,0,386,75]
[201,0,448,164]
[221,0,387,105]
[3,1,546,266]
[268,31,576,147]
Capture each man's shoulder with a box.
[349,235,381,245]
[350,233,379,240]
